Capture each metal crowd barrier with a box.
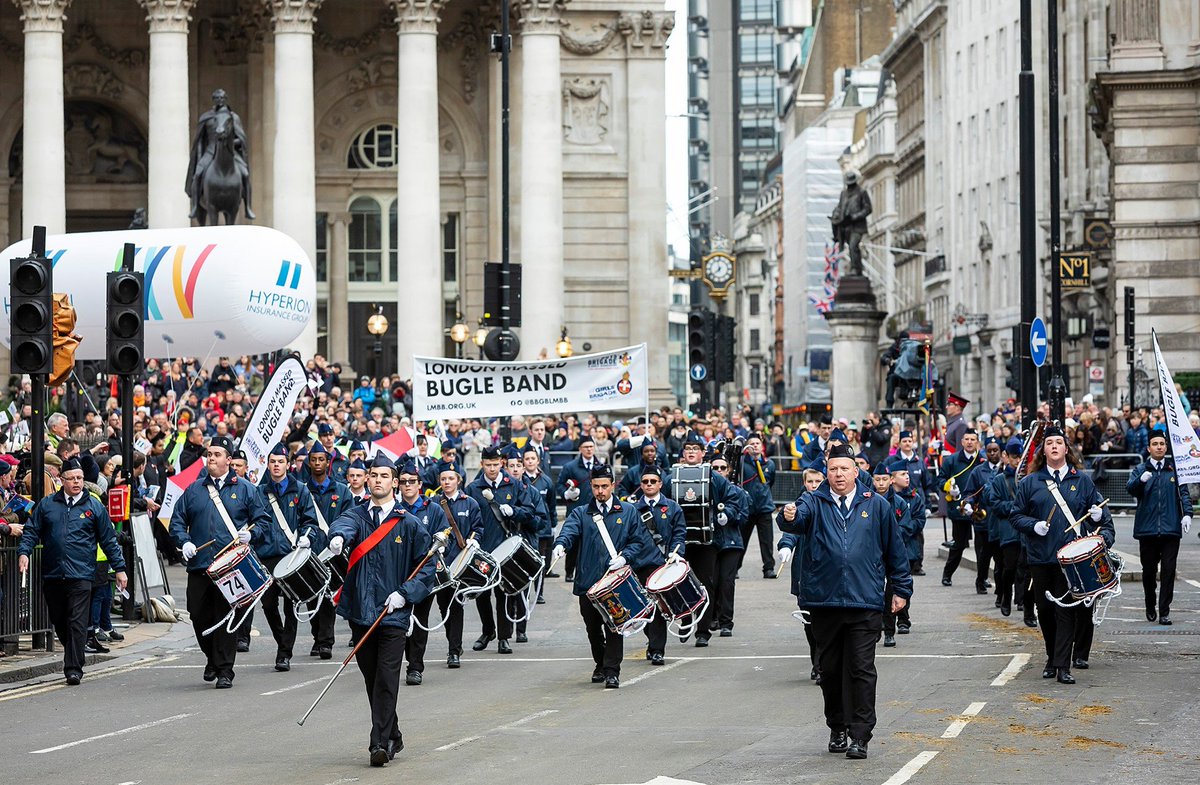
[1082,453,1143,511]
[0,546,55,654]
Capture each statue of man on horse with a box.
[185,88,255,225]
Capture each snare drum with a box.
[586,566,654,635]
[272,547,330,607]
[492,536,544,596]
[1056,534,1118,600]
[436,545,499,596]
[645,559,707,620]
[206,544,272,609]
[319,548,349,590]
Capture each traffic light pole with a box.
[1045,0,1067,424]
[1017,0,1038,430]
[119,243,138,620]
[28,226,48,499]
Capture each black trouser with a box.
[942,520,973,579]
[737,512,776,573]
[537,537,553,597]
[578,594,623,677]
[42,578,92,677]
[186,571,237,679]
[912,526,925,570]
[637,565,667,655]
[309,596,336,649]
[804,617,820,671]
[236,607,254,649]
[259,557,297,659]
[687,543,718,640]
[972,527,993,588]
[406,585,466,672]
[1140,536,1180,616]
[996,543,1021,610]
[1015,547,1035,621]
[881,587,910,635]
[350,621,406,750]
[475,586,516,640]
[715,548,741,629]
[809,608,883,742]
[1029,564,1093,669]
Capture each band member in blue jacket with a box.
[778,442,912,760]
[304,442,351,658]
[1011,425,1114,684]
[325,453,436,767]
[552,464,656,688]
[777,467,826,683]
[938,429,983,588]
[505,454,544,644]
[170,435,271,689]
[617,440,671,499]
[556,436,604,581]
[257,443,319,672]
[961,437,1003,599]
[738,434,778,578]
[522,445,558,591]
[424,464,485,669]
[984,441,1024,617]
[18,458,127,685]
[394,460,450,685]
[710,455,747,637]
[1127,428,1193,625]
[872,462,913,648]
[629,464,687,665]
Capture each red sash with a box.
[332,509,406,605]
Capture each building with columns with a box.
[1,0,676,402]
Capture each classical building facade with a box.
[1,0,675,399]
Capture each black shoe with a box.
[65,672,82,686]
[472,633,495,652]
[274,657,290,672]
[883,634,896,647]
[604,675,620,689]
[203,664,217,682]
[1146,608,1157,622]
[536,597,546,605]
[369,746,389,767]
[976,585,988,595]
[913,568,927,576]
[1042,663,1056,679]
[1016,602,1024,612]
[1024,618,1038,628]
[650,652,665,666]
[85,635,110,654]
[764,569,778,579]
[564,573,575,582]
[1056,669,1075,685]
[846,738,869,759]
[814,672,822,685]
[515,632,528,643]
[215,676,233,689]
[318,646,332,660]
[102,628,125,642]
[994,596,1002,607]
[810,667,819,681]
[694,636,709,648]
[827,729,849,753]
[897,624,911,634]
[310,644,320,656]
[591,667,605,683]
[1072,659,1089,670]
[497,639,512,654]
[406,671,422,686]
[1000,603,1012,617]
[941,577,953,587]
[545,571,561,578]
[447,653,461,669]
[236,640,250,653]
[1159,616,1173,626]
[708,620,720,632]
[388,734,404,760]
[719,627,732,637]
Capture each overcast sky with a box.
[664,0,689,259]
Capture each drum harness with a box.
[480,486,544,626]
[201,483,267,637]
[1044,480,1123,621]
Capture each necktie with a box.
[838,496,849,518]
[372,506,382,527]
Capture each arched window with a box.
[348,197,382,282]
[347,124,398,169]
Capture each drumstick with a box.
[1064,498,1109,533]
[194,523,257,553]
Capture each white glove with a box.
[608,554,627,571]
[552,544,566,563]
[465,538,481,552]
[385,591,406,612]
[1034,520,1050,536]
[482,488,495,501]
[328,535,345,555]
[666,550,683,564]
[777,547,793,566]
[499,504,514,518]
[717,512,729,525]
[1182,516,1192,534]
[961,503,973,516]
[1140,471,1153,483]
[564,487,580,501]
[949,483,961,500]
[181,541,197,560]
[630,434,646,449]
[1088,504,1103,522]
[237,528,252,544]
[298,535,311,549]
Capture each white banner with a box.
[1152,330,1200,484]
[412,344,649,420]
[239,355,309,478]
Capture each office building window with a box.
[750,364,761,390]
[348,197,383,282]
[739,74,774,107]
[750,328,760,351]
[749,293,760,315]
[347,123,398,169]
[443,214,460,283]
[738,0,772,23]
[315,212,327,282]
[739,30,773,65]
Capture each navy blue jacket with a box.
[886,488,922,563]
[938,451,983,523]
[799,438,825,469]
[20,491,126,580]
[556,456,603,514]
[421,458,464,493]
[713,483,748,551]
[398,495,450,552]
[524,470,557,539]
[299,451,349,484]
[256,474,319,560]
[778,528,803,600]
[984,467,1021,548]
[1011,464,1115,565]
[555,498,656,597]
[170,473,272,573]
[465,469,538,550]
[518,476,548,545]
[1127,458,1193,539]
[329,503,434,629]
[306,475,351,552]
[429,491,485,564]
[892,450,932,500]
[776,481,912,611]
[739,455,778,515]
[963,461,1001,531]
[629,495,687,571]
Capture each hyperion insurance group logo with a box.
[246,259,312,324]
[142,244,217,320]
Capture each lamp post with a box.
[474,319,488,360]
[450,311,470,359]
[555,325,573,358]
[366,305,389,389]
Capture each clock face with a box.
[705,254,734,287]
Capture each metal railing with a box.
[1,546,54,653]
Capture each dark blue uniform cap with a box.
[349,459,368,471]
[269,443,288,457]
[873,461,891,477]
[590,464,614,481]
[308,442,329,457]
[317,423,334,435]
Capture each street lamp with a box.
[366,305,389,386]
[555,325,573,358]
[449,311,470,359]
[473,318,488,360]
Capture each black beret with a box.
[61,456,83,474]
[639,464,663,479]
[1042,425,1065,440]
[480,446,502,461]
[209,435,235,454]
[827,443,855,462]
[590,464,614,481]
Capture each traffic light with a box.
[9,250,54,375]
[106,268,145,374]
[687,309,714,371]
[715,313,736,381]
[1005,356,1019,391]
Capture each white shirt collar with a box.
[836,488,856,508]
[67,492,84,506]
[371,498,396,520]
[644,495,660,506]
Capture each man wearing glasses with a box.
[709,457,748,636]
[629,465,686,665]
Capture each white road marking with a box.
[434,709,558,752]
[881,750,939,785]
[456,653,1016,662]
[1185,579,1200,590]
[261,675,330,696]
[0,656,179,702]
[30,713,194,754]
[990,653,1031,686]
[621,657,691,687]
[320,779,359,785]
[941,702,986,739]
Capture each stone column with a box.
[391,0,446,376]
[621,9,675,405]
[517,0,565,359]
[266,0,321,359]
[14,0,71,236]
[824,306,887,421]
[328,212,350,366]
[140,0,197,229]
[1110,0,1164,70]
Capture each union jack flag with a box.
[808,242,844,314]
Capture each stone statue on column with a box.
[830,169,871,277]
[185,88,254,224]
